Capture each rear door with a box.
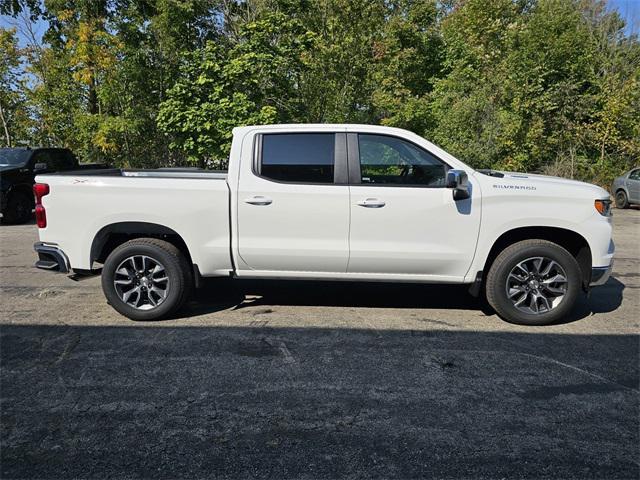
[347,133,480,280]
[236,132,350,273]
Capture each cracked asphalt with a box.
[1,210,639,479]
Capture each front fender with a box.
[465,187,613,282]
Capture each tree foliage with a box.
[0,27,31,146]
[429,0,640,182]
[157,11,315,165]
[3,0,639,184]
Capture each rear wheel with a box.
[2,191,33,224]
[101,238,192,320]
[615,190,629,209]
[486,240,582,326]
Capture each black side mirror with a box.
[34,162,48,172]
[446,169,470,200]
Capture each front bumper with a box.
[590,262,613,287]
[34,242,70,273]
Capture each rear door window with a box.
[260,133,335,183]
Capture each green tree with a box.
[370,0,443,134]
[289,0,385,123]
[429,0,526,169]
[157,0,448,161]
[12,0,223,166]
[0,27,30,147]
[157,11,315,165]
[3,0,638,185]
[429,0,639,185]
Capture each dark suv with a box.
[0,147,106,224]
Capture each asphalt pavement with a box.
[1,210,638,479]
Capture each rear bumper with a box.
[34,242,70,273]
[590,262,613,287]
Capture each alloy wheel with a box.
[505,256,568,315]
[113,255,169,310]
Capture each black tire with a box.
[615,190,629,209]
[101,238,193,321]
[2,191,33,224]
[485,239,582,326]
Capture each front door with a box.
[347,133,480,280]
[237,132,350,273]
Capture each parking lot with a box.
[1,210,638,478]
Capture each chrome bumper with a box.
[34,242,70,273]
[590,262,613,287]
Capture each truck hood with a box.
[482,170,610,199]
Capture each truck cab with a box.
[229,126,480,282]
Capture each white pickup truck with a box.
[33,124,614,325]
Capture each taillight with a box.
[33,183,50,228]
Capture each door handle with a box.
[357,198,386,208]
[245,196,273,206]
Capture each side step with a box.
[35,259,60,270]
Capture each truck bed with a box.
[35,169,232,276]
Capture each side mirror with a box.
[34,162,48,173]
[446,169,470,200]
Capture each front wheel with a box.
[101,238,193,320]
[485,240,582,326]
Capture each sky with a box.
[1,0,639,48]
[609,0,640,33]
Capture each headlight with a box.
[594,199,612,216]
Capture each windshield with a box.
[0,149,31,167]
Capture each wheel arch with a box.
[90,222,194,271]
[482,226,592,290]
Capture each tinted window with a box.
[0,149,31,167]
[38,150,75,170]
[62,150,78,168]
[358,134,446,187]
[32,151,54,170]
[629,169,640,180]
[261,134,335,183]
